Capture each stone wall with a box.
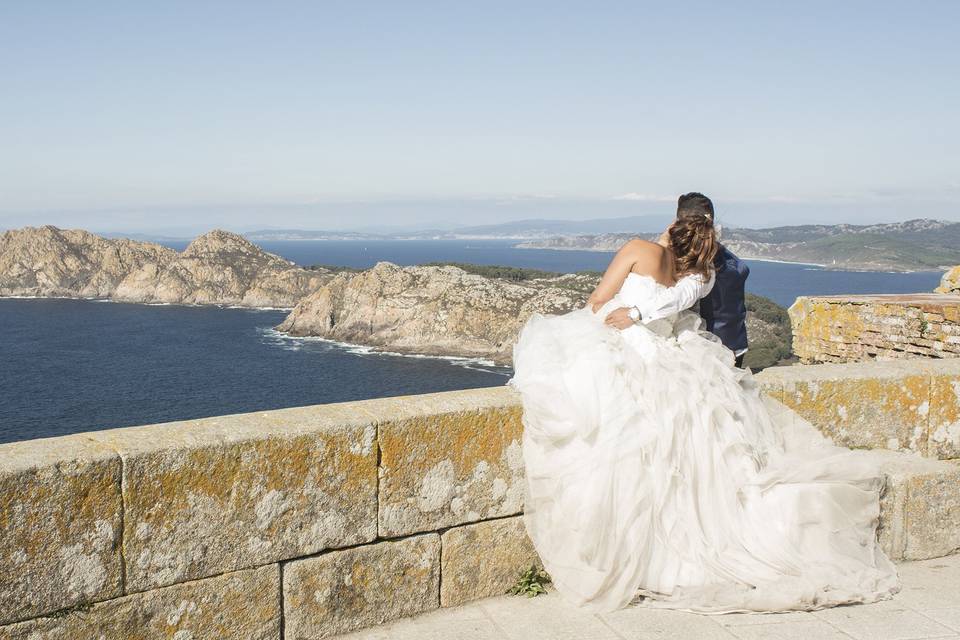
[0,389,538,639]
[789,294,960,364]
[3,359,960,638]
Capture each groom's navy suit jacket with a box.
[698,244,750,354]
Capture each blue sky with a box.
[1,1,958,233]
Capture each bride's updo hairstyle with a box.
[670,192,719,278]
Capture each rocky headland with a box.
[277,262,792,369]
[0,226,331,308]
[277,262,597,364]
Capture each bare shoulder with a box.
[619,238,667,268]
[617,237,665,259]
[615,238,674,283]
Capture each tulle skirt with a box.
[508,297,900,614]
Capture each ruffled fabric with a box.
[508,274,899,614]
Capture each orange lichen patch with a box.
[790,294,960,363]
[0,443,122,625]
[789,298,867,343]
[781,374,931,454]
[118,421,378,592]
[935,266,960,294]
[928,373,960,459]
[0,566,279,639]
[377,404,525,536]
[379,407,522,479]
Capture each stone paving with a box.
[335,554,960,640]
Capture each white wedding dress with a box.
[508,272,900,614]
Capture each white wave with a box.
[226,305,294,312]
[260,328,509,371]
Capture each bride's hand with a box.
[604,307,635,330]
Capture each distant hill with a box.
[517,219,960,272]
[450,215,672,237]
[245,214,673,241]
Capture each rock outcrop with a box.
[0,226,330,308]
[277,262,595,364]
[277,262,790,367]
[789,294,960,364]
[937,266,960,294]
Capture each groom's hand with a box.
[605,307,635,330]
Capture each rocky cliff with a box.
[937,266,960,294]
[0,226,330,308]
[277,262,596,364]
[277,262,791,368]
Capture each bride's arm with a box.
[587,240,653,312]
[644,270,716,321]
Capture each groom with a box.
[676,192,750,368]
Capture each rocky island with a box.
[277,262,792,369]
[0,226,331,308]
[0,226,792,368]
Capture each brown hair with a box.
[669,212,718,278]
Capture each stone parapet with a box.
[2,361,960,637]
[0,565,280,640]
[755,358,960,459]
[0,435,123,626]
[789,293,960,364]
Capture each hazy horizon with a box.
[3,2,958,233]
[3,196,959,237]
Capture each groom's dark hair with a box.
[677,192,714,220]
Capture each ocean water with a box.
[0,299,509,444]
[0,240,945,444]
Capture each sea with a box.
[0,239,945,444]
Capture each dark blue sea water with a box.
[0,239,944,444]
[0,299,510,444]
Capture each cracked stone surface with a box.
[283,533,440,640]
[89,403,379,592]
[0,435,123,625]
[367,388,526,537]
[440,516,541,608]
[0,565,279,639]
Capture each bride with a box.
[508,211,900,614]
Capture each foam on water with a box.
[258,327,508,373]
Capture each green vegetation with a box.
[743,293,793,371]
[305,264,364,273]
[422,261,584,281]
[507,564,552,597]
